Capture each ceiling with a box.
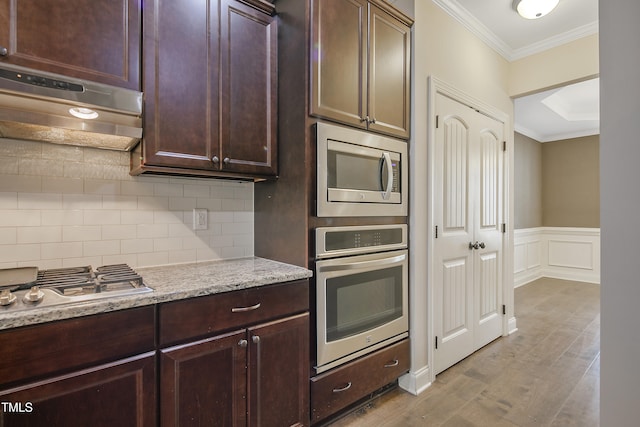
[432,0,600,142]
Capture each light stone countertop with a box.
[0,257,312,331]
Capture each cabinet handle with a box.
[212,156,220,164]
[369,117,376,124]
[384,359,399,368]
[231,302,261,313]
[0,46,7,57]
[238,339,248,348]
[359,117,368,123]
[252,333,262,425]
[332,382,352,393]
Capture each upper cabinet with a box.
[131,0,278,179]
[0,0,141,90]
[311,0,412,139]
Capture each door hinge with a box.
[503,141,507,151]
[435,336,438,349]
[435,225,439,238]
[501,223,506,233]
[436,115,439,129]
[502,304,506,315]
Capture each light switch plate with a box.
[193,208,208,230]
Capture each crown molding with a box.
[515,123,600,142]
[432,0,599,62]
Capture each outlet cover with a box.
[193,208,208,230]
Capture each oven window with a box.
[325,266,403,342]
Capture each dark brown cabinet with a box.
[159,280,310,427]
[0,0,141,90]
[0,306,156,427]
[132,0,278,179]
[311,0,411,139]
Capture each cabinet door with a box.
[160,330,247,427]
[311,0,367,129]
[0,353,156,427]
[220,0,278,176]
[248,313,310,427]
[140,0,219,170]
[0,0,140,90]
[368,4,411,138]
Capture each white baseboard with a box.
[398,366,432,396]
[514,227,600,286]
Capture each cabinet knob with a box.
[369,117,376,124]
[0,46,7,57]
[212,156,220,164]
[238,339,248,348]
[223,157,230,165]
[252,335,260,344]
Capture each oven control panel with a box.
[315,224,407,259]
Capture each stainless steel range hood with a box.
[0,64,142,151]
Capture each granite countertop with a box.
[0,257,312,331]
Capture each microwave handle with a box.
[382,152,393,200]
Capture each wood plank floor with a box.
[328,278,600,426]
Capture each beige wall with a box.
[509,34,599,97]
[514,132,542,229]
[542,135,600,227]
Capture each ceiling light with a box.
[513,0,559,19]
[69,107,99,120]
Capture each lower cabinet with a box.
[310,339,410,424]
[161,313,309,427]
[0,353,156,427]
[159,280,310,426]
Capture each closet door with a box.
[433,93,504,375]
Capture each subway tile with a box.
[183,184,211,198]
[83,240,121,257]
[63,194,102,209]
[84,179,121,195]
[0,138,42,158]
[182,236,211,250]
[210,235,234,248]
[196,246,222,262]
[221,222,253,235]
[0,243,40,262]
[168,249,197,265]
[41,210,83,226]
[102,253,139,267]
[17,226,62,244]
[18,193,63,209]
[137,251,169,268]
[0,174,42,193]
[41,144,83,162]
[154,237,183,252]
[221,246,246,259]
[0,210,41,226]
[42,177,84,194]
[196,198,222,211]
[0,262,18,269]
[102,195,138,210]
[41,242,83,260]
[210,186,235,199]
[84,210,121,225]
[154,182,183,197]
[0,192,18,209]
[63,161,85,178]
[121,180,155,196]
[83,148,128,166]
[62,256,103,268]
[121,210,154,225]
[234,211,254,223]
[153,211,183,224]
[137,223,169,239]
[101,224,137,240]
[22,259,63,270]
[168,223,195,238]
[19,158,64,177]
[210,211,235,223]
[0,157,19,174]
[63,225,102,242]
[169,197,196,211]
[0,228,17,245]
[221,198,246,212]
[121,238,154,254]
[137,196,169,211]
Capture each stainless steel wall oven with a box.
[314,224,408,373]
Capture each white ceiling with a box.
[432,0,600,142]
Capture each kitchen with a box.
[0,0,611,426]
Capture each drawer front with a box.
[0,306,156,389]
[310,339,410,423]
[159,280,309,346]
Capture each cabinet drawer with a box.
[159,280,309,346]
[310,338,409,423]
[0,306,156,389]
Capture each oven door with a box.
[315,249,408,372]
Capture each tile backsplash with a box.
[0,138,254,270]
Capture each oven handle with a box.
[381,151,393,200]
[317,253,406,272]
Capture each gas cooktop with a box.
[0,264,153,312]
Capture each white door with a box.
[433,93,504,375]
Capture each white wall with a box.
[600,0,640,424]
[400,0,513,395]
[0,139,254,270]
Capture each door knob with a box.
[469,241,485,250]
[479,242,486,249]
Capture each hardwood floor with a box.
[328,278,600,426]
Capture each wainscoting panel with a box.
[514,227,600,286]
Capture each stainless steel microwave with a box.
[316,123,408,217]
